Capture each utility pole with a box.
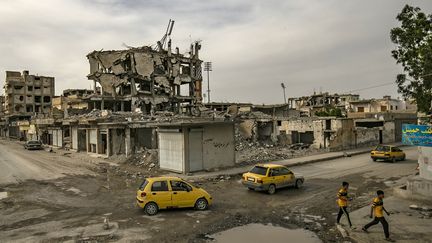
[204,62,212,103]
[281,82,287,104]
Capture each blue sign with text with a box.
[402,124,432,147]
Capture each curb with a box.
[279,150,371,168]
[183,149,372,180]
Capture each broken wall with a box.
[327,119,356,151]
[238,120,255,139]
[355,127,380,147]
[110,128,126,155]
[132,128,157,151]
[382,121,395,144]
[280,119,323,149]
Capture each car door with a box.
[392,147,404,159]
[170,180,194,208]
[279,167,295,187]
[269,168,285,188]
[148,180,172,209]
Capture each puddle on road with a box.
[0,191,8,200]
[210,223,321,243]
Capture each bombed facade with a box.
[52,89,95,114]
[289,92,360,117]
[86,41,203,115]
[2,70,55,139]
[4,70,55,116]
[0,95,4,116]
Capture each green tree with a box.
[390,4,432,113]
[314,106,343,117]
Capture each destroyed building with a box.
[52,89,95,115]
[289,92,360,117]
[0,95,4,116]
[86,41,203,115]
[3,70,55,139]
[4,70,55,115]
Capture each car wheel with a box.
[401,155,406,161]
[295,179,303,189]
[372,158,377,162]
[248,187,254,191]
[268,184,276,195]
[195,198,208,211]
[144,202,159,216]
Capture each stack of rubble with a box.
[125,148,159,171]
[235,125,317,164]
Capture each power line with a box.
[348,73,432,93]
[347,82,395,93]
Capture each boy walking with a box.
[336,181,353,228]
[362,190,394,242]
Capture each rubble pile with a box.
[235,128,317,164]
[66,108,232,125]
[236,111,272,120]
[236,144,316,164]
[125,149,159,171]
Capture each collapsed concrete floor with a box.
[0,140,423,242]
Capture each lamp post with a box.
[281,82,287,104]
[204,62,212,103]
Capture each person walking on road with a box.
[336,181,354,228]
[362,190,394,242]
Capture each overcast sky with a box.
[1,0,432,104]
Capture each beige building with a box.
[0,95,4,115]
[278,117,396,151]
[4,70,55,115]
[52,89,93,111]
[349,95,409,113]
[288,92,360,117]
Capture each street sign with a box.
[402,124,432,147]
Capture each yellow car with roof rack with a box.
[136,176,212,215]
[242,164,304,195]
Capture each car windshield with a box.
[250,166,268,175]
[375,145,390,152]
[183,180,199,188]
[28,141,40,145]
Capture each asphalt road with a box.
[292,146,418,180]
[0,139,94,185]
[0,140,420,242]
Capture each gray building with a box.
[3,70,55,139]
[158,121,236,173]
[4,70,55,115]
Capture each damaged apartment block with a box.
[86,36,203,115]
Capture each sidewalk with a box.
[347,197,432,243]
[171,146,373,180]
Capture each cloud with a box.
[0,0,431,103]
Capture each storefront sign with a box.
[402,124,432,147]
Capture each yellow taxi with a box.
[371,145,406,162]
[242,164,304,195]
[136,176,212,215]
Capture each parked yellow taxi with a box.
[370,145,406,162]
[242,164,304,195]
[136,176,212,215]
